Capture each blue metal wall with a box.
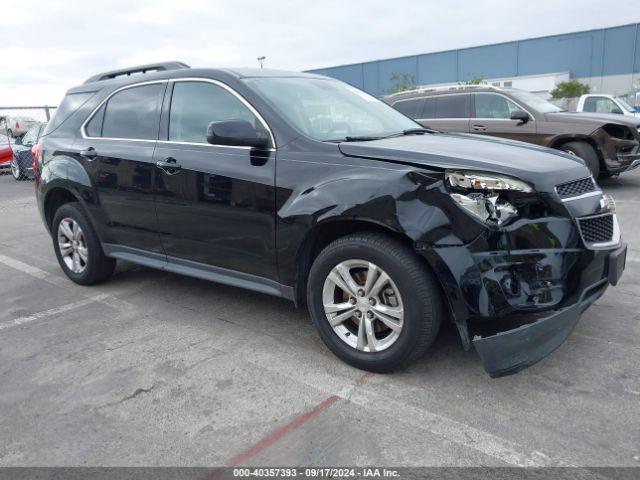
[308,23,640,96]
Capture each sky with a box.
[1,0,639,105]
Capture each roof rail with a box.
[83,61,190,84]
[391,83,502,97]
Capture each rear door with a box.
[75,81,166,253]
[471,93,538,143]
[152,79,277,281]
[415,94,471,133]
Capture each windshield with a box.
[507,89,564,113]
[247,77,419,141]
[615,97,636,113]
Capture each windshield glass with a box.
[247,77,418,141]
[507,89,564,113]
[615,97,636,113]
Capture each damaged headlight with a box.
[445,170,533,225]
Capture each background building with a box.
[307,23,640,103]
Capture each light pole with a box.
[257,56,266,69]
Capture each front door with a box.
[75,82,166,253]
[153,80,277,281]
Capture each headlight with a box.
[445,170,533,225]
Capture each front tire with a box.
[10,159,23,180]
[560,141,600,179]
[307,233,443,372]
[52,203,115,285]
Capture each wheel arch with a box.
[293,218,412,307]
[548,135,605,170]
[43,186,82,231]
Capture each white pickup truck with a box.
[576,94,640,117]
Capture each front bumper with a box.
[473,242,626,377]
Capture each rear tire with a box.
[560,141,600,179]
[52,202,115,285]
[307,233,443,372]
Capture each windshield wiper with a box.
[343,135,383,142]
[400,127,438,135]
[333,127,438,143]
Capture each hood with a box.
[338,132,589,192]
[546,111,640,128]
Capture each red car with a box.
[0,134,14,172]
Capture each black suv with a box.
[36,62,626,377]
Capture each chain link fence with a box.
[0,106,57,181]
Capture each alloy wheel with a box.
[10,160,20,180]
[57,218,88,274]
[322,259,404,352]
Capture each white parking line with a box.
[0,253,50,279]
[0,294,111,331]
[0,253,134,310]
[347,387,569,467]
[230,349,572,468]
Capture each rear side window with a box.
[44,92,95,135]
[168,81,262,144]
[434,95,470,118]
[98,84,164,140]
[393,98,424,118]
[422,98,436,118]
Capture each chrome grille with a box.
[579,214,614,244]
[555,177,596,199]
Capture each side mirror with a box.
[611,107,623,115]
[206,120,269,149]
[510,110,530,124]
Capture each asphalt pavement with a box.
[0,170,638,468]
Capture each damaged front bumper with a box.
[473,242,627,377]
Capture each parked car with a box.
[35,62,626,377]
[10,122,46,180]
[0,115,38,138]
[576,94,640,117]
[386,85,640,178]
[0,134,13,175]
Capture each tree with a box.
[550,80,590,99]
[459,76,484,86]
[386,73,416,94]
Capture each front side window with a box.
[247,77,418,142]
[433,95,470,119]
[99,83,164,140]
[474,94,521,119]
[168,81,264,144]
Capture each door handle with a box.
[156,157,182,175]
[80,147,98,160]
[472,125,487,132]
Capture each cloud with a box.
[0,0,639,105]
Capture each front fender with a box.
[275,157,485,287]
